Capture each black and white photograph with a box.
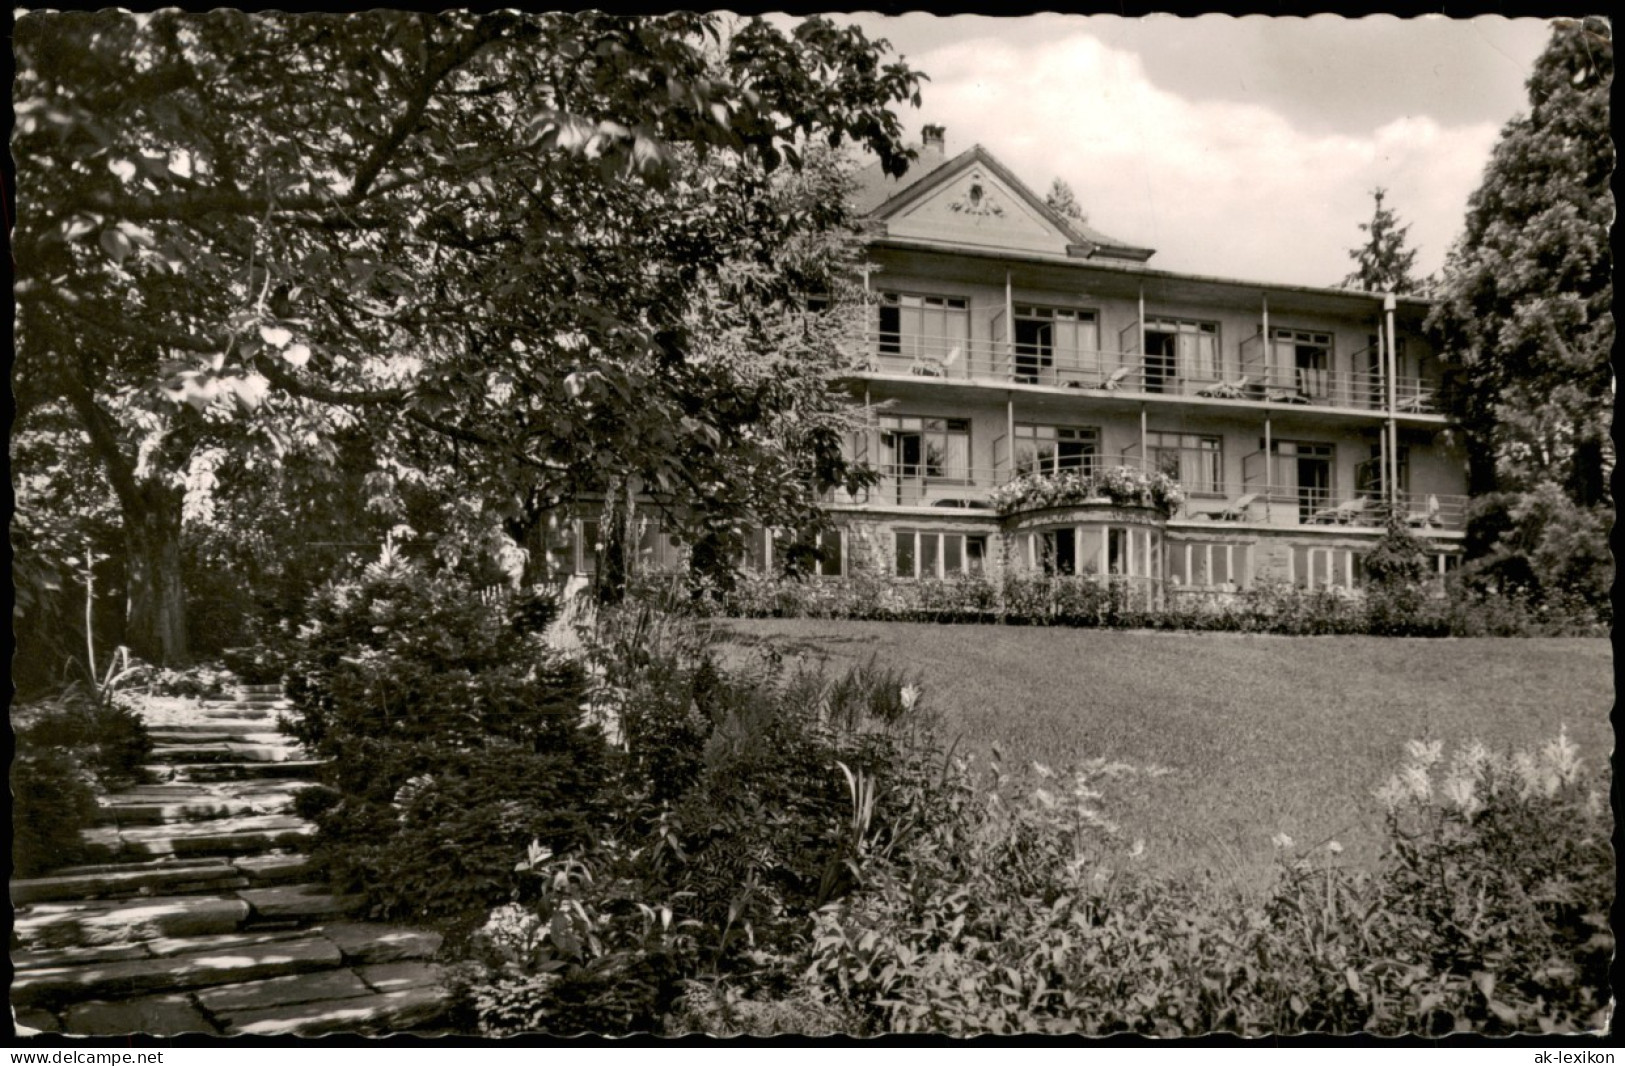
[10,9,1613,1044]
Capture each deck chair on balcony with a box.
[1215,493,1260,522]
[1264,385,1311,404]
[1406,494,1442,528]
[1092,365,1131,391]
[1197,376,1249,399]
[1309,497,1368,525]
[910,345,962,378]
[1396,391,1435,413]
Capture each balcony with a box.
[853,330,1439,415]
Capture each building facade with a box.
[813,127,1466,601]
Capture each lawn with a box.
[718,619,1613,891]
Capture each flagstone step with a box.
[62,993,216,1036]
[15,895,251,951]
[82,815,312,860]
[12,1006,63,1034]
[221,983,450,1037]
[149,721,289,737]
[318,922,444,966]
[145,760,325,783]
[147,742,305,765]
[11,859,245,906]
[12,931,343,1008]
[195,708,280,721]
[232,852,318,885]
[96,794,298,827]
[196,967,373,1015]
[240,883,365,923]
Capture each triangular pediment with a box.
[877,151,1075,256]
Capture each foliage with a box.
[12,684,156,877]
[1044,177,1087,224]
[454,608,946,1035]
[14,11,922,662]
[1427,18,1613,608]
[272,549,610,923]
[1341,187,1422,293]
[987,467,1184,517]
[710,571,1604,637]
[800,731,1611,1036]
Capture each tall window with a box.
[1146,431,1222,495]
[895,530,986,579]
[1012,304,1099,383]
[1272,328,1333,398]
[1268,439,1334,518]
[1168,541,1250,589]
[879,415,971,482]
[1015,424,1099,477]
[742,528,844,578]
[1145,318,1219,389]
[877,293,969,360]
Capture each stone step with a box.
[237,684,287,695]
[146,760,325,783]
[96,793,298,827]
[62,993,217,1036]
[14,895,251,951]
[233,853,318,886]
[240,883,365,924]
[315,922,443,966]
[196,967,374,1016]
[82,814,312,859]
[11,858,245,906]
[12,931,343,1008]
[149,722,288,737]
[221,983,450,1037]
[196,708,279,721]
[148,742,306,765]
[12,1006,63,1034]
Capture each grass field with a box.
[719,619,1613,891]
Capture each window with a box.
[1145,318,1219,389]
[1356,444,1410,496]
[1146,430,1222,495]
[879,415,971,482]
[1293,545,1359,590]
[1015,424,1100,477]
[1168,541,1250,589]
[1267,439,1334,519]
[895,530,987,579]
[1012,305,1100,383]
[740,528,844,578]
[877,292,969,359]
[1271,328,1333,398]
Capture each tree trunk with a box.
[594,477,637,607]
[124,483,190,666]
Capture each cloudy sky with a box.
[823,14,1557,288]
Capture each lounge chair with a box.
[1396,392,1435,413]
[910,345,962,377]
[1197,376,1249,399]
[1308,497,1368,525]
[1406,494,1442,528]
[1216,493,1260,522]
[1093,366,1131,391]
[1264,386,1310,404]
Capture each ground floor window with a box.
[894,529,987,579]
[744,528,845,578]
[1168,540,1250,589]
[1293,544,1360,590]
[1020,524,1161,581]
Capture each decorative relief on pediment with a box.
[946,172,1005,219]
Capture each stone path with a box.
[11,685,452,1037]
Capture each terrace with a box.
[854,329,1440,417]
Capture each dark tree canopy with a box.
[1044,177,1087,224]
[1341,187,1421,294]
[14,11,924,662]
[1425,17,1613,608]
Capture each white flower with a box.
[1272,832,1294,850]
[899,683,921,713]
[1443,772,1481,816]
[1128,838,1147,860]
[1405,738,1444,769]
[1325,840,1343,855]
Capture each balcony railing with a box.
[859,331,1438,413]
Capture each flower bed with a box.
[989,467,1184,517]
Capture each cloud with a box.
[900,30,1505,287]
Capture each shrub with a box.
[12,684,154,877]
[455,610,949,1035]
[271,552,610,924]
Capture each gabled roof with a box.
[849,141,1155,263]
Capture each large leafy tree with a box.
[14,11,921,662]
[1341,187,1421,294]
[1426,17,1612,607]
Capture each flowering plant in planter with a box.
[991,467,1185,518]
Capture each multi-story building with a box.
[807,126,1466,600]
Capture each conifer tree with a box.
[1342,187,1421,294]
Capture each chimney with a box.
[921,124,946,162]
